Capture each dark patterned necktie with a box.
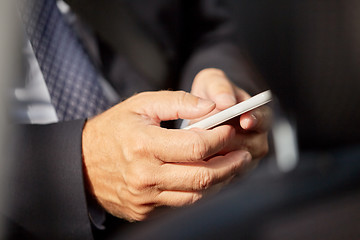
[21,0,110,121]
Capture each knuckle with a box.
[176,90,193,107]
[190,134,208,161]
[195,168,213,190]
[122,137,149,163]
[128,210,147,222]
[128,182,143,197]
[127,166,155,193]
[138,205,152,215]
[190,192,203,204]
[131,205,154,221]
[131,197,147,208]
[133,138,149,157]
[134,172,153,191]
[218,130,230,149]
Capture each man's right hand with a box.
[82,91,252,221]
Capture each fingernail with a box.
[215,94,236,107]
[197,98,215,109]
[242,113,257,129]
[243,152,252,165]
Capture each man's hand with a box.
[82,91,252,221]
[190,68,272,162]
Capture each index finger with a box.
[192,68,237,110]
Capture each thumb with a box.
[192,69,237,110]
[132,91,216,121]
[208,80,237,110]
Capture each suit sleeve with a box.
[179,0,265,94]
[4,120,94,240]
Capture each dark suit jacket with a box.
[3,1,259,239]
[5,120,93,240]
[65,0,262,96]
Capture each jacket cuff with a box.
[6,120,94,239]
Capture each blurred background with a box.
[226,0,360,151]
[1,0,359,239]
[0,0,20,238]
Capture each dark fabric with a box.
[65,0,264,97]
[291,0,360,150]
[225,0,360,150]
[4,120,93,239]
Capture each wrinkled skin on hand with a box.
[82,91,252,221]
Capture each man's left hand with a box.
[190,68,272,165]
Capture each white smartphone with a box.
[182,90,272,130]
